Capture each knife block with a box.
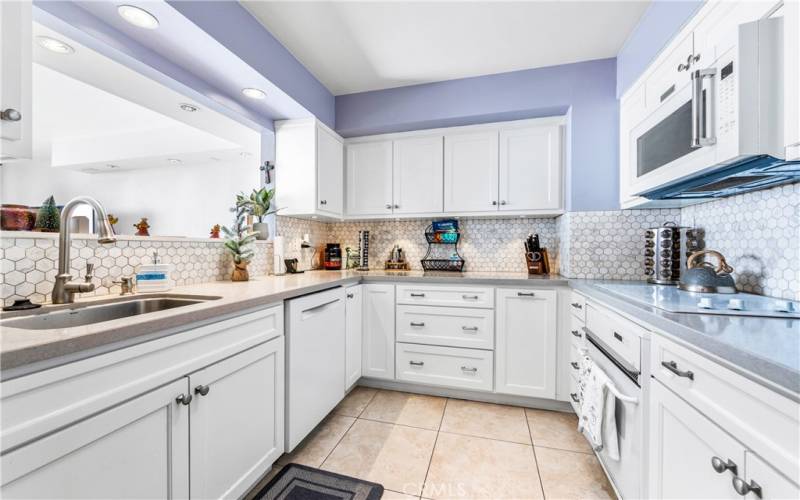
[526,248,550,275]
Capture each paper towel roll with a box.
[273,236,285,275]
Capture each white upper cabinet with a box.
[345,141,394,217]
[0,0,32,162]
[276,118,344,219]
[778,0,800,160]
[498,124,562,212]
[393,135,444,215]
[443,131,499,213]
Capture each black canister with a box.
[324,243,342,270]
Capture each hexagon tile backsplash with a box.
[2,183,797,306]
[1,234,271,307]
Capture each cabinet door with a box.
[190,338,285,500]
[743,451,800,500]
[362,284,395,379]
[345,141,393,216]
[495,288,557,398]
[393,135,444,214]
[345,284,363,389]
[0,0,31,161]
[778,0,800,160]
[443,131,498,212]
[649,379,744,499]
[498,125,562,211]
[317,125,344,216]
[1,379,189,499]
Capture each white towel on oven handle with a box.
[576,352,621,461]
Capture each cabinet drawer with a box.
[651,335,800,483]
[396,284,493,308]
[396,343,493,392]
[568,291,586,321]
[396,305,494,350]
[585,303,642,371]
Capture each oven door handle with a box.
[691,68,717,148]
[584,328,641,387]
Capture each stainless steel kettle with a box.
[679,250,737,294]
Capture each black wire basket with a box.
[420,258,465,272]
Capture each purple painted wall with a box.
[167,1,335,128]
[616,0,704,98]
[336,58,619,211]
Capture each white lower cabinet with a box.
[396,343,493,392]
[189,339,284,500]
[649,379,745,499]
[362,283,395,379]
[1,379,190,499]
[743,451,800,500]
[495,288,557,399]
[345,284,363,389]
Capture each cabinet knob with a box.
[346,292,354,298]
[500,200,507,205]
[385,204,392,209]
[194,385,210,396]
[320,199,327,205]
[732,477,762,498]
[175,393,193,405]
[492,201,498,206]
[1,108,21,122]
[711,457,738,475]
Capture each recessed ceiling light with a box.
[241,88,266,100]
[118,5,159,30]
[167,158,182,165]
[37,36,74,54]
[179,103,198,112]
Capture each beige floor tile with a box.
[526,408,592,453]
[361,390,447,430]
[440,399,531,444]
[278,415,355,467]
[423,432,543,499]
[321,419,437,496]
[333,386,378,417]
[535,446,615,499]
[382,489,420,499]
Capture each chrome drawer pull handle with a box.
[409,361,424,366]
[570,393,580,403]
[613,332,623,342]
[175,393,193,406]
[732,477,762,498]
[517,292,535,297]
[410,293,426,297]
[571,329,582,338]
[410,322,425,327]
[462,294,479,300]
[570,362,579,370]
[661,360,694,380]
[460,366,478,373]
[462,326,479,332]
[711,457,738,475]
[571,302,583,309]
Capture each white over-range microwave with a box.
[629,16,799,200]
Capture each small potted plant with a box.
[237,188,279,240]
[222,204,256,281]
[33,196,60,232]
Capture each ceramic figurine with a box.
[33,196,60,232]
[133,217,150,236]
[210,224,221,239]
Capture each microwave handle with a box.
[691,68,717,148]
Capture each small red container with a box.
[1,204,36,231]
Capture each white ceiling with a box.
[242,0,650,96]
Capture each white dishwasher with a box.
[285,287,346,451]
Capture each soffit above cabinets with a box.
[242,0,650,95]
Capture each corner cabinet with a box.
[275,118,344,219]
[495,288,557,399]
[362,283,395,379]
[0,0,32,162]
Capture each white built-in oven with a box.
[584,331,644,500]
[628,16,786,197]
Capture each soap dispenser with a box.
[136,251,173,292]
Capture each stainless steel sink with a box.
[1,295,221,330]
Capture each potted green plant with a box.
[236,188,279,240]
[222,204,256,281]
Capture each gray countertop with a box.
[2,270,796,401]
